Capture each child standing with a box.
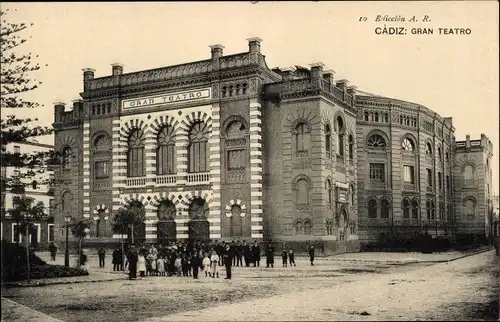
[138,253,147,277]
[281,249,288,267]
[174,256,182,276]
[202,254,211,277]
[289,248,296,267]
[210,251,219,278]
[157,256,166,276]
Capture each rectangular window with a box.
[369,163,385,183]
[403,165,414,183]
[446,175,450,192]
[438,172,442,190]
[49,199,54,215]
[48,224,55,242]
[95,160,110,178]
[227,149,246,170]
[427,169,432,187]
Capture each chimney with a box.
[346,85,357,98]
[111,63,124,76]
[54,101,66,113]
[247,37,262,53]
[82,68,95,81]
[466,134,471,148]
[309,62,325,79]
[322,69,335,84]
[336,79,349,90]
[210,45,224,59]
[281,66,296,81]
[72,98,84,111]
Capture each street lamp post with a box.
[64,215,71,267]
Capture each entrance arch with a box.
[156,199,177,244]
[187,197,209,242]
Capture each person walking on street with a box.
[289,248,296,267]
[49,242,58,261]
[265,241,275,268]
[252,240,261,267]
[309,243,315,266]
[281,248,288,267]
[98,246,106,268]
[112,246,121,271]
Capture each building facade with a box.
[1,135,55,248]
[52,38,493,252]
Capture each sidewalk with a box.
[1,297,63,322]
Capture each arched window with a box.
[295,122,309,153]
[348,134,354,161]
[188,121,210,173]
[303,220,312,235]
[326,219,333,235]
[425,142,433,156]
[367,134,386,148]
[325,124,331,158]
[437,147,442,161]
[381,199,390,219]
[364,111,369,121]
[384,113,389,123]
[445,149,449,161]
[296,179,309,205]
[349,183,355,206]
[411,199,419,219]
[326,179,333,209]
[336,116,344,156]
[156,125,176,175]
[368,199,377,218]
[226,120,247,171]
[295,220,303,235]
[464,198,476,219]
[230,205,243,237]
[62,146,72,169]
[127,129,145,177]
[463,164,474,184]
[402,198,410,218]
[61,191,72,214]
[93,134,111,179]
[402,137,415,151]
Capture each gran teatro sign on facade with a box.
[122,88,211,110]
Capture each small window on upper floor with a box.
[425,142,433,156]
[402,138,415,151]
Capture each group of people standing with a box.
[94,240,318,280]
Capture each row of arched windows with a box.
[367,198,391,218]
[363,110,390,123]
[221,83,248,98]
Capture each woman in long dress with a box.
[138,253,147,277]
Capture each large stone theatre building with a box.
[52,38,494,253]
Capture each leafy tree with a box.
[69,218,92,266]
[1,8,60,215]
[6,194,47,283]
[112,204,146,266]
[112,205,146,245]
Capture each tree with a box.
[1,8,60,215]
[69,218,91,267]
[112,205,146,267]
[6,194,46,283]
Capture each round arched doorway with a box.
[156,199,177,244]
[187,197,209,242]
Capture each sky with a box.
[2,1,499,193]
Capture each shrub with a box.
[1,240,89,282]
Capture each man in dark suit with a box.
[265,241,274,268]
[252,240,261,267]
[243,240,251,267]
[223,243,233,279]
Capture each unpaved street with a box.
[147,250,499,321]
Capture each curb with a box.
[3,276,125,288]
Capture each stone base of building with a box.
[266,235,360,256]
